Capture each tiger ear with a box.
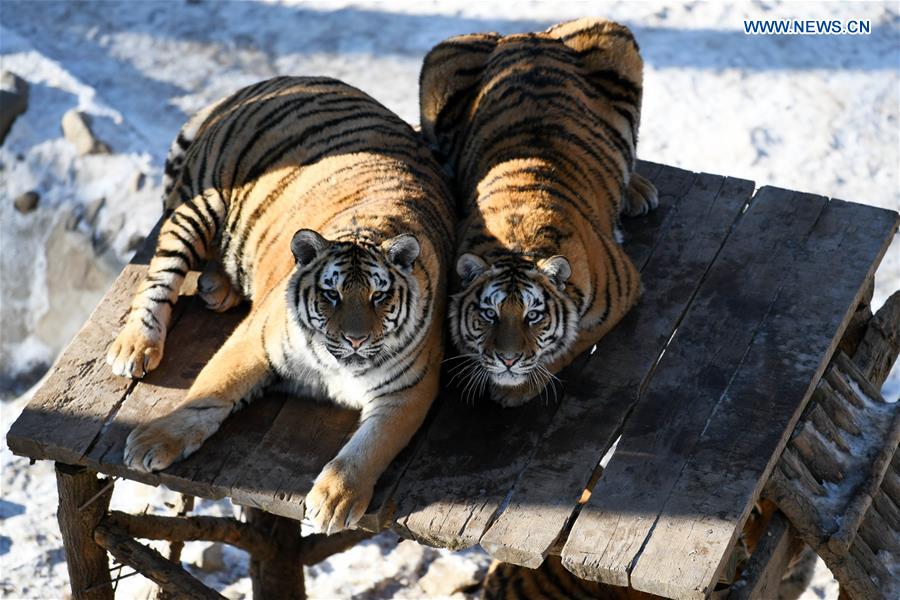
[382,234,420,270]
[538,255,571,290]
[420,33,499,161]
[291,229,329,266]
[457,253,488,286]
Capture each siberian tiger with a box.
[106,76,454,533]
[420,18,658,406]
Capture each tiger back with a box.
[419,19,658,407]
[107,76,454,533]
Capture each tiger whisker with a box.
[446,358,478,377]
[447,361,479,386]
[442,353,480,365]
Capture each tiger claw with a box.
[107,321,164,379]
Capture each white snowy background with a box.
[1,1,898,598]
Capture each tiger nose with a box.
[496,352,522,368]
[343,333,370,349]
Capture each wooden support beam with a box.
[104,510,277,560]
[299,529,375,565]
[165,494,194,563]
[156,494,195,600]
[837,279,873,358]
[93,522,224,600]
[245,507,305,599]
[853,289,900,387]
[55,463,114,600]
[728,511,803,600]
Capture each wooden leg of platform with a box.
[55,463,114,600]
[156,493,195,600]
[245,507,306,600]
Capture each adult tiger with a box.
[420,18,658,406]
[106,76,454,533]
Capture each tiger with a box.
[480,500,816,600]
[105,76,454,534]
[419,18,658,406]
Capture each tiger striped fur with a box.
[106,76,454,533]
[482,555,657,600]
[420,18,658,406]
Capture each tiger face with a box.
[449,253,579,397]
[287,229,421,370]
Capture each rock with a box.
[131,171,146,192]
[64,206,83,231]
[93,213,123,255]
[0,71,29,144]
[198,543,226,572]
[83,197,105,227]
[33,211,120,360]
[417,555,483,597]
[61,109,111,156]
[13,191,39,214]
[126,233,146,253]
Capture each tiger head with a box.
[286,229,421,370]
[449,253,579,399]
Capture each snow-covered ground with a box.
[1,1,897,598]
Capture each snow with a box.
[1,0,897,597]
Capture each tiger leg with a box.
[306,351,440,534]
[198,259,244,312]
[623,172,658,217]
[107,197,221,378]
[123,314,270,472]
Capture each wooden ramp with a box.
[8,161,899,599]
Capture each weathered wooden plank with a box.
[728,511,801,600]
[7,220,162,464]
[81,297,284,501]
[561,187,833,588]
[480,174,755,567]
[228,395,358,520]
[159,394,286,500]
[389,163,700,549]
[142,310,293,500]
[629,200,899,598]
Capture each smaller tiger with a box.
[419,18,658,407]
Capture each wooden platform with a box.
[8,161,898,599]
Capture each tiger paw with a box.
[123,415,203,472]
[198,266,243,312]
[305,460,372,535]
[624,172,659,217]
[107,320,164,378]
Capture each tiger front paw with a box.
[107,320,164,378]
[305,460,372,535]
[123,415,204,473]
[624,172,659,217]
